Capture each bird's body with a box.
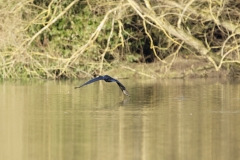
[75,75,129,96]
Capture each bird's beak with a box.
[123,90,130,96]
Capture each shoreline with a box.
[104,56,229,79]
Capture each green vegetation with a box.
[1,0,240,79]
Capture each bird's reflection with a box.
[119,97,129,106]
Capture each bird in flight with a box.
[75,75,130,96]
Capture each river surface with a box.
[0,78,240,160]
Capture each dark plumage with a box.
[75,75,129,96]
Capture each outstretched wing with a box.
[75,76,104,89]
[116,81,130,96]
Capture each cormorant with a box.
[75,75,129,96]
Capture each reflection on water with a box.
[0,78,240,160]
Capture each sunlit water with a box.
[0,78,240,160]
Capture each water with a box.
[0,78,240,160]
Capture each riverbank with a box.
[104,56,229,79]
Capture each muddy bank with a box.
[105,56,229,79]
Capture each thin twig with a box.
[122,66,156,78]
